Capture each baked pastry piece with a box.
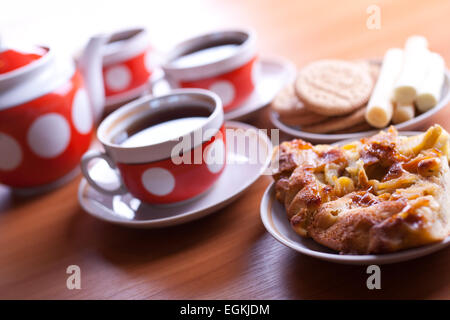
[272,125,450,254]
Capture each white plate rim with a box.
[260,182,450,265]
[270,67,450,143]
[224,55,296,121]
[78,120,273,228]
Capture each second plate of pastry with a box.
[270,36,450,143]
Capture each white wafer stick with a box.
[365,48,403,128]
[392,102,415,124]
[416,52,445,112]
[393,35,429,104]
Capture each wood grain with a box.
[1,0,450,299]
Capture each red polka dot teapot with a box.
[0,28,155,193]
[0,35,109,192]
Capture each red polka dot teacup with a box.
[101,28,156,109]
[81,89,226,204]
[160,30,258,112]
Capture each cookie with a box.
[280,112,329,126]
[271,84,308,116]
[295,60,373,116]
[301,106,367,133]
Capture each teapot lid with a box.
[0,41,47,75]
[0,39,75,109]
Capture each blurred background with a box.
[3,0,450,64]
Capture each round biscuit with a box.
[271,83,308,116]
[295,60,373,116]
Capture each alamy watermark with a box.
[366,265,381,289]
[169,128,280,175]
[66,265,81,290]
[366,5,381,30]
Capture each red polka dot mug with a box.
[159,30,258,112]
[0,36,109,192]
[80,89,226,204]
[100,28,157,110]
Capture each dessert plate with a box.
[261,131,450,264]
[152,56,296,121]
[270,67,450,144]
[78,121,272,228]
[260,182,450,265]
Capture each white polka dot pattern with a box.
[27,113,71,158]
[0,133,22,171]
[209,80,235,106]
[72,89,93,134]
[142,167,175,196]
[105,65,132,91]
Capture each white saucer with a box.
[78,121,272,228]
[270,67,450,144]
[152,56,296,121]
[224,56,296,121]
[261,183,450,265]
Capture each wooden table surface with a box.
[1,0,450,299]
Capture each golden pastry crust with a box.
[272,125,450,254]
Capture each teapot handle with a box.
[78,34,110,124]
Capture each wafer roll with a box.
[416,52,445,112]
[365,48,403,128]
[393,36,429,104]
[392,102,415,124]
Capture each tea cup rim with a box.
[96,88,224,164]
[101,27,150,66]
[161,28,256,81]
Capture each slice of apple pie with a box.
[272,125,450,254]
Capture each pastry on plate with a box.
[271,125,450,254]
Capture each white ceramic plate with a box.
[270,67,450,144]
[224,56,296,121]
[261,131,450,264]
[260,182,450,265]
[78,121,272,228]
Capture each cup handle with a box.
[80,150,128,195]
